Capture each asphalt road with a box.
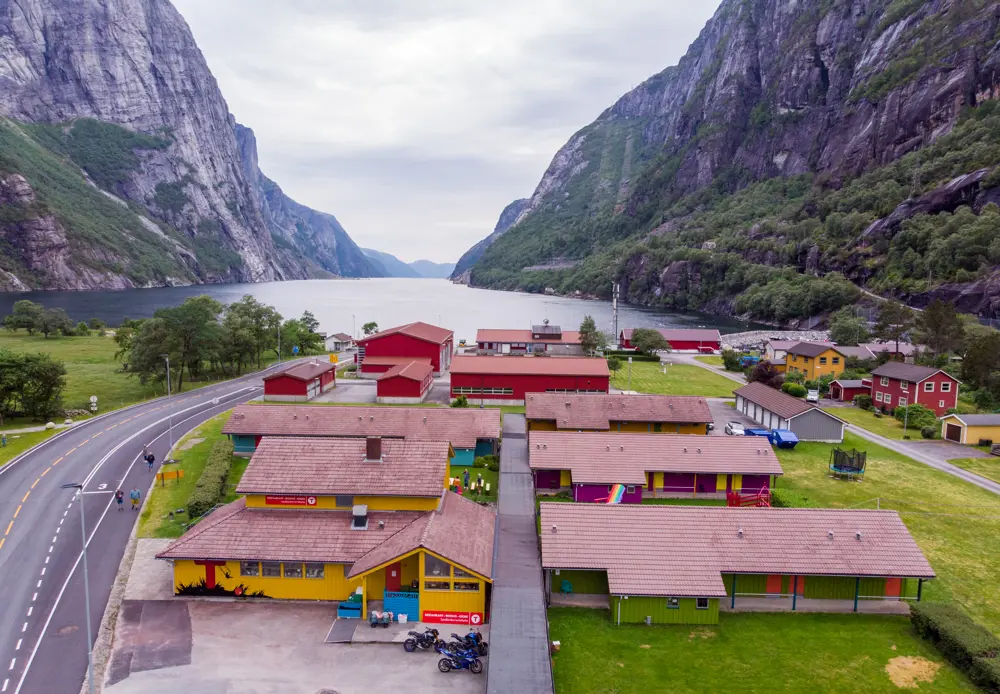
[0,362,293,694]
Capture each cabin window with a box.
[424,580,450,591]
[900,381,908,391]
[883,394,892,406]
[792,355,798,362]
[940,382,952,392]
[626,486,636,494]
[335,495,354,508]
[261,562,281,578]
[696,598,709,610]
[305,563,325,579]
[819,357,827,365]
[880,377,889,386]
[875,392,883,402]
[453,582,480,592]
[666,597,680,609]
[924,382,935,392]
[939,400,945,408]
[653,423,662,432]
[832,357,840,365]
[425,555,451,578]
[453,567,475,579]
[283,563,303,578]
[898,398,907,407]
[343,564,354,577]
[240,561,260,577]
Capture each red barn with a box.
[870,362,960,416]
[377,361,434,404]
[262,361,336,402]
[450,355,609,405]
[619,328,722,353]
[356,322,453,375]
[829,379,872,403]
[359,356,432,378]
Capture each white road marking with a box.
[43,557,48,565]
[13,642,19,652]
[47,547,52,554]
[58,519,63,526]
[19,625,25,634]
[34,581,40,589]
[6,661,12,673]
[24,608,30,617]
[39,569,44,576]
[2,677,8,692]
[30,594,35,602]
[66,503,71,510]
[55,528,60,534]
[51,536,56,543]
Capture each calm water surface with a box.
[0,279,763,339]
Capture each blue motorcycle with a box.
[435,642,484,674]
[448,629,489,657]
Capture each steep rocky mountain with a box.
[450,198,529,282]
[408,259,455,278]
[362,249,421,278]
[0,0,379,290]
[461,0,1000,322]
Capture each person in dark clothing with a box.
[115,489,125,511]
[146,453,156,471]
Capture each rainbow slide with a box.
[604,483,626,504]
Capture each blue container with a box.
[769,429,799,449]
[744,427,770,437]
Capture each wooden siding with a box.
[611,596,719,625]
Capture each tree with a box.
[300,310,320,335]
[34,307,73,338]
[961,331,1000,390]
[721,350,742,371]
[88,318,107,332]
[630,328,670,355]
[607,356,622,373]
[0,349,67,422]
[225,296,281,368]
[362,321,379,336]
[828,307,870,346]
[747,360,784,389]
[579,315,601,355]
[916,299,965,358]
[874,301,915,352]
[157,296,224,391]
[451,395,469,408]
[74,321,90,336]
[5,300,44,334]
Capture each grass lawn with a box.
[823,406,922,440]
[0,429,60,466]
[138,411,234,539]
[947,457,1000,485]
[610,361,736,397]
[450,463,497,503]
[549,608,974,693]
[694,355,724,367]
[776,433,1000,634]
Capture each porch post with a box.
[854,577,860,612]
[917,578,923,602]
[731,574,737,609]
[792,576,797,611]
[692,473,697,498]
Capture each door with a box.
[945,424,962,443]
[766,575,782,596]
[885,577,901,598]
[385,562,402,592]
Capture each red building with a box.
[377,361,434,404]
[829,379,872,403]
[619,328,722,353]
[359,356,432,378]
[450,355,609,405]
[870,362,960,416]
[356,322,453,375]
[262,361,336,402]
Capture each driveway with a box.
[895,439,993,460]
[706,398,756,437]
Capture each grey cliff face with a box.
[450,198,529,281]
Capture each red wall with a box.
[377,373,432,398]
[320,370,335,388]
[830,383,869,402]
[618,334,720,351]
[871,372,958,416]
[359,333,452,373]
[450,372,609,400]
[263,375,307,397]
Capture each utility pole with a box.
[612,282,620,348]
[61,483,94,694]
[627,356,633,393]
[277,323,282,365]
[162,355,176,463]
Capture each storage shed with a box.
[939,413,1000,445]
[262,361,336,402]
[377,361,434,404]
[829,379,871,403]
[619,328,722,352]
[733,382,845,443]
[450,355,610,405]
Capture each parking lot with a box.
[706,397,757,436]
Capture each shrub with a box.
[474,454,499,472]
[451,395,469,408]
[785,370,805,384]
[721,349,743,371]
[187,439,234,519]
[910,602,1000,691]
[771,488,809,507]
[853,393,873,410]
[604,350,660,362]
[74,321,90,336]
[784,383,807,398]
[606,356,622,372]
[894,403,936,429]
[921,426,937,439]
[780,382,794,393]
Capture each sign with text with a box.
[264,495,317,507]
[421,611,483,626]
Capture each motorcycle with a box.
[449,630,489,657]
[402,627,441,653]
[435,642,483,674]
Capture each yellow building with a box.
[939,414,1000,445]
[785,343,847,380]
[158,435,495,624]
[525,392,712,435]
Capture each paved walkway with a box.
[722,596,911,615]
[487,414,554,694]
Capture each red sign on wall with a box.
[264,495,317,506]
[422,611,483,625]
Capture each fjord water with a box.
[0,279,762,339]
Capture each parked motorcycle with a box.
[403,627,442,653]
[449,630,489,657]
[435,642,483,674]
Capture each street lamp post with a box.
[162,354,175,463]
[627,356,633,393]
[61,483,94,694]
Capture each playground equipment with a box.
[829,448,867,481]
[597,483,626,504]
[726,486,771,507]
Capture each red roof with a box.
[621,328,722,343]
[379,361,433,382]
[361,356,432,367]
[529,432,783,483]
[525,393,711,429]
[450,354,610,378]
[476,329,583,345]
[871,362,960,384]
[358,321,453,346]
[540,504,934,597]
[263,361,335,382]
[222,404,500,449]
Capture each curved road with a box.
[0,363,292,694]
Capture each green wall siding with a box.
[555,570,609,595]
[804,576,857,600]
[450,449,475,467]
[723,573,917,600]
[611,596,719,625]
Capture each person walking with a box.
[462,468,470,489]
[142,443,149,459]
[115,489,125,512]
[146,453,156,471]
[129,487,141,511]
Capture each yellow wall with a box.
[653,472,664,489]
[787,349,845,380]
[172,559,362,601]
[245,494,438,511]
[956,424,1000,445]
[527,419,558,431]
[417,550,487,619]
[717,474,726,491]
[559,470,572,486]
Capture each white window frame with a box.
[900,381,908,392]
[883,394,892,406]
[819,357,827,365]
[666,597,680,609]
[875,392,883,402]
[696,597,709,610]
[898,397,907,407]
[924,382,935,392]
[880,377,889,386]
[626,486,635,494]
[240,561,260,577]
[940,382,952,392]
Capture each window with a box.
[819,357,827,365]
[900,381,908,391]
[453,567,475,579]
[626,486,636,494]
[696,598,709,610]
[792,355,798,362]
[898,398,907,407]
[261,562,281,577]
[941,382,952,392]
[803,357,810,363]
[305,563,325,579]
[939,400,946,408]
[343,564,353,577]
[883,394,892,406]
[875,392,883,402]
[453,582,480,592]
[424,580,450,591]
[335,495,354,508]
[283,563,303,578]
[924,382,935,392]
[832,357,840,365]
[240,561,259,577]
[880,377,889,386]
[653,422,662,433]
[352,514,368,530]
[425,555,451,578]
[666,597,680,609]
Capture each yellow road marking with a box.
[0,538,5,551]
[21,492,30,503]
[78,439,88,446]
[14,505,21,519]
[92,432,103,438]
[41,468,50,477]
[66,447,77,455]
[5,521,13,536]
[31,478,39,489]
[53,456,63,466]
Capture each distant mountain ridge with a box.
[363,249,455,278]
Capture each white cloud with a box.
[172,0,722,262]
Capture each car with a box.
[806,389,820,403]
[725,422,745,436]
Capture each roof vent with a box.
[606,445,610,451]
[565,401,571,407]
[423,416,427,423]
[365,437,382,462]
[378,520,385,530]
[551,525,557,533]
[292,414,297,420]
[828,530,834,539]
[669,403,674,409]
[543,444,547,449]
[756,449,760,454]
[620,446,624,451]
[358,416,362,421]
[697,448,701,454]
[737,527,743,538]
[369,416,375,421]
[305,415,309,420]
[855,531,863,541]
[683,447,687,453]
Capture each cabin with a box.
[939,414,1000,445]
[870,362,960,416]
[784,343,847,380]
[376,361,434,404]
[325,333,354,352]
[733,382,845,443]
[450,355,609,406]
[525,393,712,435]
[262,361,336,402]
[356,322,454,375]
[829,379,871,403]
[529,432,783,501]
[540,504,934,625]
[619,328,722,353]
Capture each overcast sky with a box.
[172,0,721,263]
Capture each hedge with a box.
[604,350,661,362]
[187,438,235,519]
[910,602,1000,691]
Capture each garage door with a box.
[945,423,962,443]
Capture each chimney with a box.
[365,437,382,462]
[352,504,369,530]
[551,525,557,533]
[828,530,835,539]
[737,527,743,538]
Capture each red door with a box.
[885,577,901,598]
[386,562,401,592]
[766,575,782,596]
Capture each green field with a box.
[0,429,60,466]
[549,608,973,693]
[776,434,1000,634]
[947,457,1000,485]
[610,361,736,397]
[694,355,724,367]
[825,406,926,440]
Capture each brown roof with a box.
[525,393,712,430]
[833,346,874,360]
[348,492,495,579]
[156,497,425,563]
[450,354,610,377]
[540,504,934,597]
[236,437,449,497]
[871,362,958,384]
[263,361,335,382]
[476,329,583,345]
[222,404,500,449]
[358,321,453,346]
[379,361,434,382]
[361,356,432,367]
[786,342,845,358]
[529,432,783,483]
[733,382,814,420]
[621,328,722,342]
[863,342,918,356]
[330,333,353,341]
